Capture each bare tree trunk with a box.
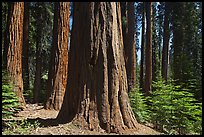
[22,2,30,91]
[140,2,145,91]
[126,2,136,91]
[57,2,138,134]
[162,2,170,82]
[144,2,152,96]
[3,3,11,69]
[44,2,69,110]
[6,2,26,107]
[33,6,43,103]
[33,34,42,103]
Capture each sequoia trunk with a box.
[6,2,26,107]
[126,2,136,91]
[44,2,69,110]
[57,2,138,134]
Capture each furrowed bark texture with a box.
[44,2,69,110]
[6,2,26,106]
[57,2,138,134]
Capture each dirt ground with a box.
[12,103,162,135]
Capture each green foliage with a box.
[148,79,202,135]
[2,70,21,119]
[2,119,40,135]
[129,87,150,124]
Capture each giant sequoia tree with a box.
[57,2,138,134]
[4,2,26,107]
[44,2,69,110]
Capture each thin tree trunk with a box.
[144,2,152,96]
[152,3,158,82]
[6,2,26,107]
[140,2,145,91]
[33,34,42,103]
[3,3,11,69]
[22,2,30,91]
[44,2,69,110]
[126,2,136,91]
[57,2,138,134]
[33,7,43,103]
[162,2,170,82]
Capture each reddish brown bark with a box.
[6,2,26,107]
[126,2,137,91]
[44,2,69,110]
[57,2,138,134]
[144,2,152,96]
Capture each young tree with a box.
[4,2,26,107]
[44,2,69,110]
[144,2,152,96]
[57,2,138,134]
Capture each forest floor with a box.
[4,103,163,135]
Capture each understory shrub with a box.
[148,80,202,135]
[129,87,151,124]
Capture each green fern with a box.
[2,70,21,119]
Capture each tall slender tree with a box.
[4,2,26,107]
[3,3,11,69]
[22,2,30,91]
[140,2,146,91]
[162,2,170,82]
[33,3,43,103]
[152,2,159,82]
[44,2,69,110]
[126,2,137,91]
[57,2,138,134]
[144,2,152,96]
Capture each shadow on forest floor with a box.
[27,118,59,127]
